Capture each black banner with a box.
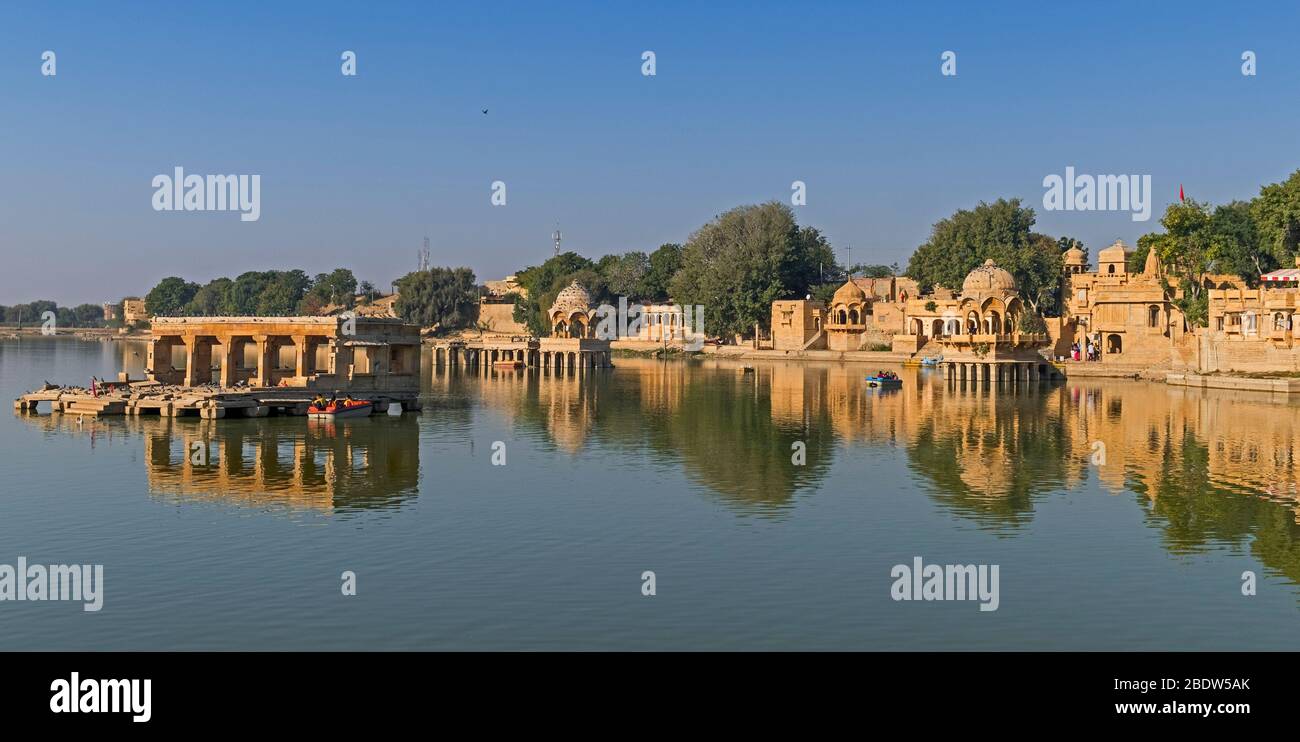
[0,652,1282,728]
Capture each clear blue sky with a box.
[2,0,1298,305]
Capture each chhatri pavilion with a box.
[897,260,1052,383]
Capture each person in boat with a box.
[311,394,327,408]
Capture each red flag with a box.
[1179,184,1185,202]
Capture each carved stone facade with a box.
[146,316,421,391]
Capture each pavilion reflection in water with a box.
[143,416,420,512]
[444,358,1300,551]
[22,412,420,513]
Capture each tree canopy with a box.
[142,268,361,317]
[1251,169,1300,267]
[643,243,683,302]
[905,198,1063,314]
[669,202,836,338]
[393,267,480,330]
[145,277,200,316]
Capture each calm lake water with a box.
[3,336,1300,650]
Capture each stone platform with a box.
[14,383,422,419]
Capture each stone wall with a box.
[772,300,824,350]
[1191,331,1300,373]
[476,302,527,335]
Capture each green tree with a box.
[227,271,272,314]
[669,202,835,338]
[1208,200,1267,282]
[358,281,377,303]
[303,268,358,312]
[642,243,683,302]
[186,278,233,315]
[1142,200,1214,326]
[145,277,200,316]
[394,267,480,330]
[600,251,650,300]
[906,198,1038,293]
[810,282,840,305]
[256,270,311,315]
[71,304,104,327]
[1251,169,1300,268]
[905,198,1061,314]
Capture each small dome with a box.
[832,279,867,305]
[962,259,1017,295]
[550,280,593,316]
[1064,246,1085,265]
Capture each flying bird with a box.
[481,108,488,115]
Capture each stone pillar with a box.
[146,338,160,382]
[216,337,234,388]
[338,342,355,383]
[253,335,271,387]
[294,335,309,381]
[182,336,198,387]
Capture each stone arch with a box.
[568,313,588,338]
[984,310,1001,334]
[1106,333,1123,354]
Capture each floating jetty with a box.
[15,315,424,419]
[14,381,421,419]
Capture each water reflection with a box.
[21,412,421,514]
[441,359,1300,561]
[19,350,1300,580]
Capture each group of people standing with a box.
[1069,339,1099,362]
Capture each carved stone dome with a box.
[550,281,594,316]
[1064,246,1085,266]
[962,259,1017,295]
[831,279,867,305]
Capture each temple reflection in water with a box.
[24,411,420,514]
[436,358,1300,527]
[23,351,1300,580]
